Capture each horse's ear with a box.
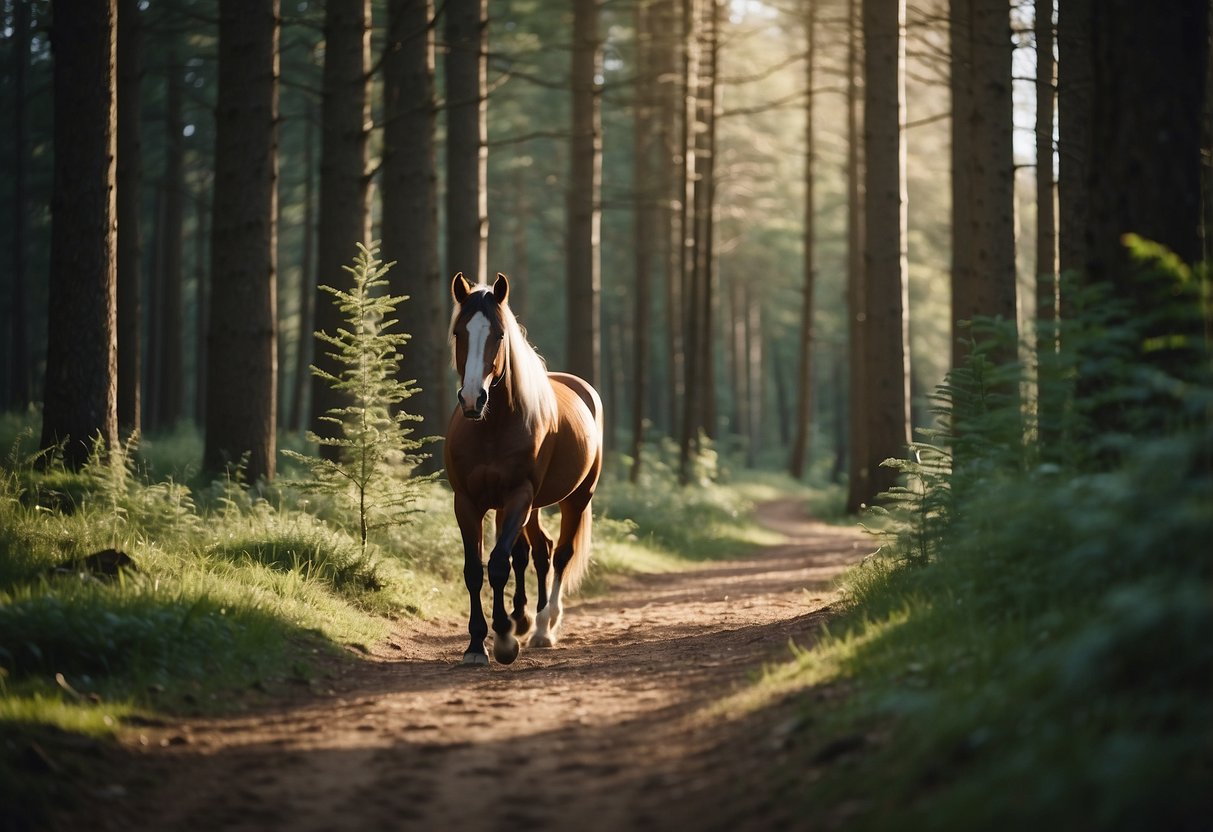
[493,273,510,305]
[451,272,471,304]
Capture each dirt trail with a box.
[77,500,871,832]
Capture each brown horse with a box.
[444,272,604,666]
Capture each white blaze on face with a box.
[459,311,492,411]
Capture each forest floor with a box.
[56,500,872,832]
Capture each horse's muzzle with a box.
[460,389,488,419]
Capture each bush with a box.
[793,243,1213,830]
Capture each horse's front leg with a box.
[487,487,533,665]
[454,492,488,666]
[510,515,532,636]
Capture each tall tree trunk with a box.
[630,0,654,483]
[949,0,972,363]
[567,0,603,389]
[745,286,763,467]
[383,0,445,456]
[1034,0,1056,320]
[311,0,370,455]
[607,316,625,451]
[204,0,279,482]
[1085,0,1206,373]
[158,51,185,429]
[510,166,531,322]
[728,275,746,439]
[951,0,1017,370]
[445,0,488,284]
[116,0,141,435]
[1205,2,1213,268]
[1035,0,1061,451]
[790,0,816,480]
[830,349,846,483]
[658,0,683,437]
[145,188,163,428]
[696,0,720,442]
[771,340,791,447]
[1056,0,1091,286]
[677,0,700,482]
[844,0,868,513]
[861,0,910,503]
[193,186,208,426]
[288,102,316,434]
[41,0,119,466]
[6,0,32,410]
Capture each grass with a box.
[0,416,828,828]
[711,425,1213,826]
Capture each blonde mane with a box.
[450,286,558,433]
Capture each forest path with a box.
[83,500,871,832]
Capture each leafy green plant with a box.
[285,242,433,552]
[786,241,1213,830]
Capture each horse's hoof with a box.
[461,652,489,666]
[494,635,520,665]
[529,633,556,648]
[512,612,534,636]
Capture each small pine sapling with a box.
[286,242,433,552]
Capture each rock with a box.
[50,548,139,580]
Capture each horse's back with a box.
[548,372,604,433]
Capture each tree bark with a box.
[567,0,603,389]
[116,0,141,435]
[1056,0,1091,286]
[728,275,746,440]
[193,185,208,426]
[1086,1,1206,279]
[1085,0,1206,381]
[311,0,370,455]
[745,286,763,467]
[444,0,488,285]
[204,0,279,482]
[157,50,185,429]
[383,0,446,454]
[695,0,720,443]
[1035,0,1061,451]
[844,0,868,513]
[1035,0,1056,320]
[6,0,32,410]
[630,0,654,483]
[951,0,1017,370]
[657,0,682,436]
[41,0,119,466]
[790,0,816,481]
[677,0,700,482]
[861,0,910,502]
[288,101,316,434]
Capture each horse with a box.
[444,272,604,666]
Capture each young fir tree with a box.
[287,243,431,552]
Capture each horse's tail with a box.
[561,499,593,593]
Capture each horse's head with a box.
[450,272,510,420]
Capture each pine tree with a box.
[287,243,431,552]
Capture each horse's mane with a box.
[450,287,559,433]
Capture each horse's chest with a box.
[464,463,530,506]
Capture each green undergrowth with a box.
[726,255,1213,830]
[0,410,827,826]
[755,432,1213,831]
[0,425,459,825]
[595,443,822,568]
